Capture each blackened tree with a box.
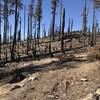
[51,0,59,40]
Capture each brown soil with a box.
[0,52,99,100]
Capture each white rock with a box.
[95,88,100,95]
[81,78,88,82]
[81,93,94,100]
[28,73,38,82]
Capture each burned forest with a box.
[0,0,100,100]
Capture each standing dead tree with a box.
[91,0,96,47]
[67,18,71,36]
[17,16,21,41]
[33,12,37,58]
[2,0,9,44]
[59,0,62,39]
[51,0,59,40]
[61,8,65,53]
[88,27,91,45]
[11,0,18,61]
[70,19,73,49]
[0,0,2,62]
[28,0,34,40]
[36,0,42,47]
[91,0,100,47]
[94,19,99,45]
[27,13,29,54]
[43,24,46,38]
[81,0,88,46]
[11,0,23,61]
[49,21,53,57]
[0,34,1,62]
[24,5,26,41]
[9,25,12,58]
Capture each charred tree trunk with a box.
[27,14,30,54]
[88,27,91,46]
[43,25,46,38]
[70,19,73,49]
[0,2,1,61]
[49,31,53,57]
[37,19,40,47]
[91,1,96,47]
[82,0,88,46]
[10,25,12,58]
[51,9,56,40]
[33,18,37,58]
[59,0,62,39]
[61,8,65,53]
[68,19,71,37]
[29,14,32,40]
[5,50,7,63]
[19,17,21,41]
[49,21,53,57]
[3,1,8,44]
[0,33,1,61]
[24,5,26,41]
[11,0,18,61]
[17,17,21,41]
[94,21,98,45]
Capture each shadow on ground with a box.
[0,56,88,84]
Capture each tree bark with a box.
[11,0,18,61]
[61,8,65,53]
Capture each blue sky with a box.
[41,0,94,31]
[1,0,100,38]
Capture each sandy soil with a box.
[0,52,99,100]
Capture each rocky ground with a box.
[0,51,99,100]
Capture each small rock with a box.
[81,93,94,100]
[28,76,37,82]
[48,94,59,99]
[95,88,100,95]
[71,82,74,86]
[28,73,38,82]
[48,94,55,98]
[95,88,100,100]
[81,78,88,82]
